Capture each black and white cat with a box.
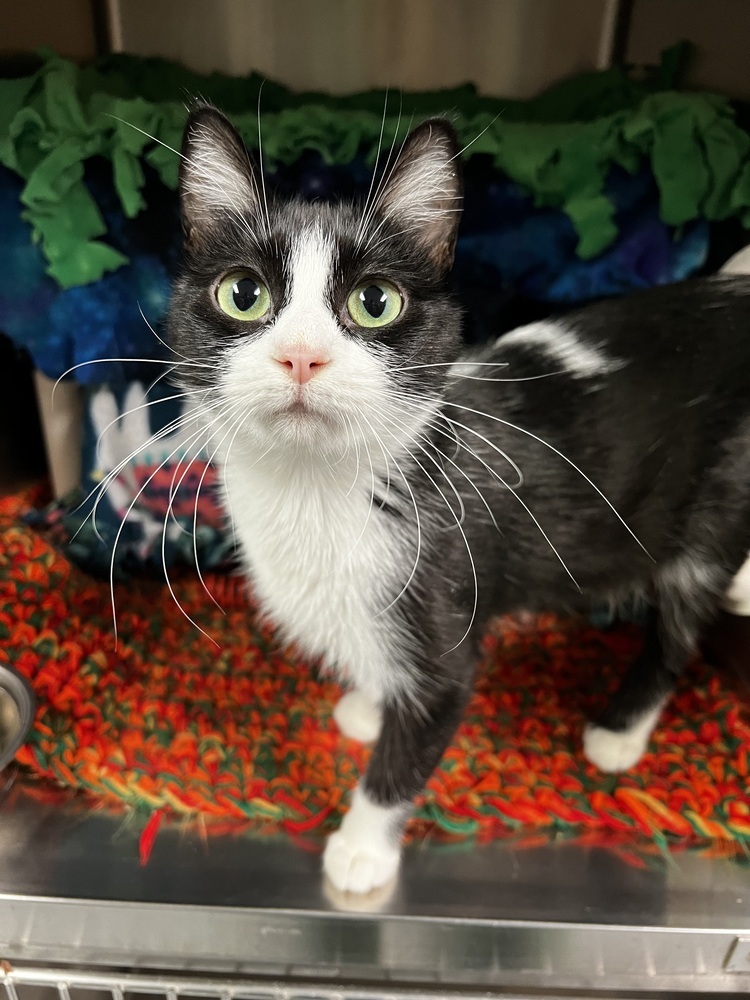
[168,106,750,894]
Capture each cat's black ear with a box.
[179,104,261,243]
[377,118,463,273]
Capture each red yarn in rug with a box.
[1,491,748,845]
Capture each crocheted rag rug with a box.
[1,490,749,849]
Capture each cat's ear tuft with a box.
[377,118,463,272]
[179,104,261,243]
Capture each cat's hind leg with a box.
[584,558,724,773]
[583,609,671,772]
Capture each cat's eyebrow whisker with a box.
[104,113,185,159]
[354,88,391,247]
[357,106,416,250]
[355,94,404,249]
[441,399,654,561]
[360,197,462,255]
[448,112,503,163]
[256,80,272,239]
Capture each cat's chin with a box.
[249,404,349,453]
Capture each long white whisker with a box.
[344,411,378,559]
[396,394,523,488]
[392,408,500,533]
[393,360,566,383]
[448,112,503,162]
[355,88,390,246]
[377,405,466,528]
[164,398,250,616]
[94,390,192,470]
[356,410,423,616]
[343,412,362,497]
[374,410,478,653]
[104,113,184,159]
[108,405,223,644]
[138,304,204,366]
[191,412,274,610]
[73,408,201,543]
[256,80,272,237]
[442,400,654,561]
[392,393,581,591]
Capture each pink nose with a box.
[274,350,330,385]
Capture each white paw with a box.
[333,690,382,744]
[323,829,400,894]
[583,723,650,772]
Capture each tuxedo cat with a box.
[168,106,750,893]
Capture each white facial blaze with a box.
[268,227,339,359]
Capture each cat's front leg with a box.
[324,677,471,894]
[333,689,382,744]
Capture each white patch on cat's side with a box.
[334,690,383,743]
[499,320,622,379]
[724,554,750,615]
[323,786,408,894]
[583,701,664,772]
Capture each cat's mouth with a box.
[271,394,338,429]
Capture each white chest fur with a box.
[223,451,413,702]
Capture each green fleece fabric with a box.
[1,46,749,288]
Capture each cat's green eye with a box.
[347,280,403,329]
[216,271,271,321]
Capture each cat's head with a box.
[168,105,464,456]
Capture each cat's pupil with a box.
[232,277,260,312]
[360,285,387,319]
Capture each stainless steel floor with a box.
[0,772,748,995]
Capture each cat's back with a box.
[464,275,750,408]
[562,274,750,376]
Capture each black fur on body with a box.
[169,106,750,886]
[364,278,750,803]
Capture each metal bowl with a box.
[0,665,34,771]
